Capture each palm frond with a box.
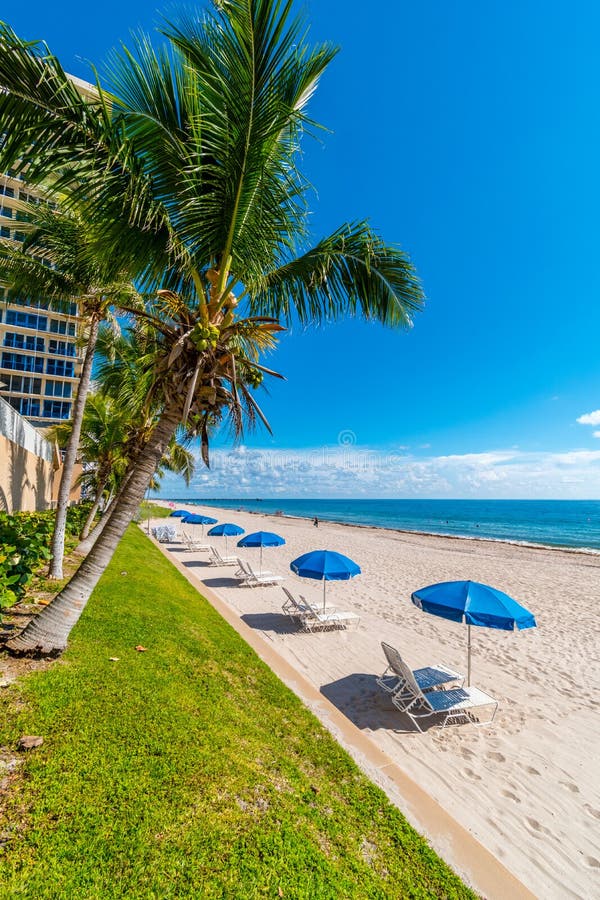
[249,221,424,327]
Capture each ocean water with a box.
[171,498,600,552]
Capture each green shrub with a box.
[0,511,54,609]
[65,502,94,536]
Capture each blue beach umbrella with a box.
[170,509,189,517]
[207,522,245,554]
[237,531,285,574]
[290,550,361,610]
[182,513,218,537]
[411,580,537,684]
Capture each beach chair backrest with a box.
[282,586,296,605]
[396,657,428,703]
[238,558,252,576]
[381,643,406,679]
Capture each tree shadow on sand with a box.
[241,612,299,635]
[320,674,428,733]
[201,575,241,589]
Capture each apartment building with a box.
[0,172,82,428]
[0,75,96,430]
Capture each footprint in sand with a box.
[585,856,600,869]
[463,767,482,781]
[487,751,506,763]
[501,789,521,803]
[584,804,600,820]
[524,816,551,837]
[559,781,579,794]
[525,766,540,776]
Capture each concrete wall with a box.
[0,396,55,512]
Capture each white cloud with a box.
[152,444,600,500]
[577,409,600,426]
[594,432,600,439]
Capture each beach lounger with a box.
[208,546,239,566]
[281,588,359,632]
[181,530,212,552]
[377,642,464,698]
[281,586,336,618]
[388,653,498,731]
[236,559,285,587]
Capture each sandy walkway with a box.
[150,503,600,899]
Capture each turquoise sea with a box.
[170,498,600,552]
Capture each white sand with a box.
[153,503,600,898]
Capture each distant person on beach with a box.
[313,517,319,528]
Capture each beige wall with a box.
[51,461,82,506]
[0,395,74,513]
[0,431,54,512]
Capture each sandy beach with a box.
[150,502,600,899]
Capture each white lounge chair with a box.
[236,559,285,587]
[377,642,464,699]
[208,546,239,566]
[181,530,212,552]
[281,586,336,618]
[281,588,359,632]
[389,652,498,731]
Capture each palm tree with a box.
[49,384,196,543]
[0,1,424,655]
[0,202,141,578]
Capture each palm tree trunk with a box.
[74,464,135,556]
[7,403,182,656]
[79,476,108,540]
[48,314,100,579]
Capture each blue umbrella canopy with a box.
[181,513,218,539]
[238,531,285,548]
[183,514,218,525]
[207,522,245,554]
[411,581,536,631]
[170,510,189,517]
[411,580,536,684]
[208,523,245,536]
[238,532,285,574]
[290,550,361,609]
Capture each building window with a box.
[1,352,44,373]
[44,380,72,398]
[8,396,41,417]
[42,400,71,419]
[0,226,9,238]
[0,205,13,218]
[48,339,76,357]
[0,374,42,395]
[7,293,50,311]
[46,358,74,377]
[49,319,76,337]
[5,310,48,331]
[0,185,15,199]
[3,332,45,352]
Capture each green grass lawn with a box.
[0,527,473,899]
[138,501,173,519]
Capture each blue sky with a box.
[10,1,600,496]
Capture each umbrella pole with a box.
[323,579,327,611]
[467,624,471,686]
[259,546,263,576]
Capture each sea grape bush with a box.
[0,511,53,609]
[0,505,92,610]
